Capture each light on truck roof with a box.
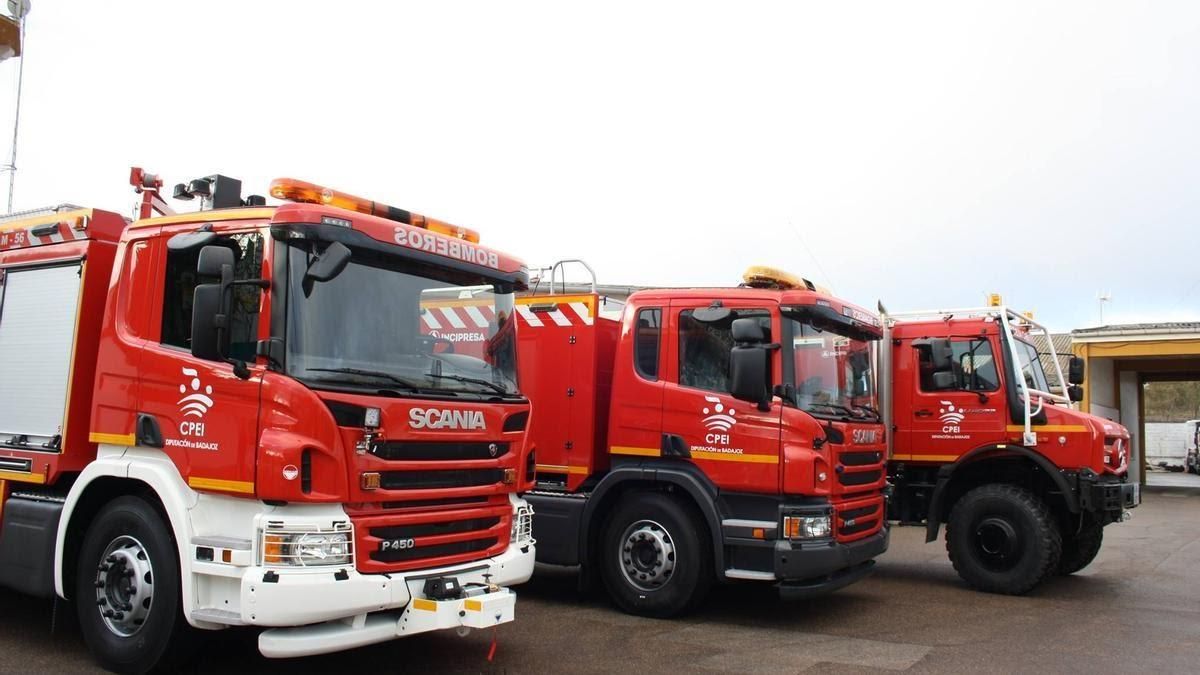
[742,265,826,293]
[987,293,1003,307]
[269,178,481,243]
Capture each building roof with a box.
[1073,322,1200,340]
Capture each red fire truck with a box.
[515,263,889,617]
[880,301,1140,594]
[0,171,537,672]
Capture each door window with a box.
[678,308,770,393]
[634,308,661,381]
[160,233,264,360]
[917,338,999,392]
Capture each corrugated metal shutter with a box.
[0,262,83,441]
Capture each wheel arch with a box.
[924,444,1079,543]
[55,449,198,605]
[580,461,724,576]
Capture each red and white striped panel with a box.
[419,304,497,332]
[514,299,594,328]
[0,220,89,252]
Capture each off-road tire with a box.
[946,484,1061,595]
[599,491,712,618]
[1058,514,1104,575]
[75,496,195,674]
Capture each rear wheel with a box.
[946,484,1061,595]
[75,496,194,674]
[1058,514,1104,575]
[599,492,711,618]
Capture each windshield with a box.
[786,316,879,421]
[1014,338,1050,393]
[284,241,519,397]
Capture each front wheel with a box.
[599,492,711,618]
[75,496,194,674]
[946,484,1062,595]
[1058,514,1104,575]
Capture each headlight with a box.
[262,527,353,567]
[511,504,535,544]
[783,514,832,540]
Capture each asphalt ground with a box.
[2,487,1197,674]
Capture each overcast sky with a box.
[3,1,1197,331]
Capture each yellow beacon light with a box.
[742,265,831,293]
[743,265,804,290]
[269,178,481,243]
[987,293,1003,307]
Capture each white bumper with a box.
[255,545,532,658]
[183,495,536,658]
[243,538,534,626]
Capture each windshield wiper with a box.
[304,367,421,391]
[850,402,881,419]
[424,372,511,395]
[805,402,865,419]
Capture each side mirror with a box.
[932,371,956,390]
[730,345,768,406]
[191,283,225,360]
[1068,384,1084,403]
[1068,356,1085,385]
[928,339,954,372]
[731,317,764,343]
[197,244,234,279]
[191,244,267,379]
[303,241,352,296]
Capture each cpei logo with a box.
[701,396,737,432]
[178,367,215,419]
[938,400,965,433]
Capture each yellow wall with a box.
[1073,339,1200,412]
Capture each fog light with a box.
[783,515,832,539]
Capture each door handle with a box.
[915,410,934,418]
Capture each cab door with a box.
[660,300,782,494]
[135,227,269,496]
[906,335,1008,460]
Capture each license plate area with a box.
[398,583,516,634]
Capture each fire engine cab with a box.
[881,301,1139,594]
[516,263,889,617]
[0,171,536,672]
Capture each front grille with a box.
[838,469,882,486]
[371,517,500,540]
[357,503,512,572]
[380,469,504,490]
[382,496,489,510]
[372,441,510,461]
[839,517,878,536]
[839,451,883,466]
[834,497,883,542]
[371,538,495,563]
[840,505,878,521]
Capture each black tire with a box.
[945,484,1062,595]
[599,492,712,618]
[1058,514,1104,575]
[75,496,195,674]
